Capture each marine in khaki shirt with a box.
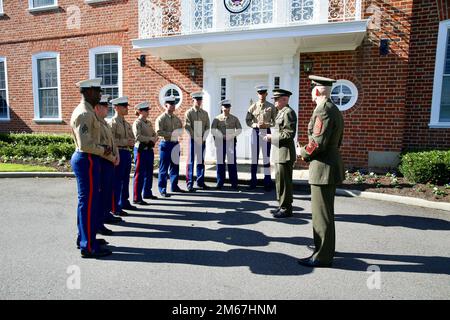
[133,116,158,149]
[70,98,107,157]
[184,105,210,141]
[246,100,277,129]
[211,112,242,140]
[109,111,135,149]
[98,117,118,164]
[155,111,183,142]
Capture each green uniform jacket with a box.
[300,98,345,185]
[271,105,297,164]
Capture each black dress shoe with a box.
[160,192,171,198]
[112,210,129,217]
[247,185,257,190]
[81,248,112,259]
[143,195,158,200]
[172,188,186,193]
[270,208,280,215]
[98,227,113,236]
[274,208,293,218]
[297,257,332,268]
[97,238,109,246]
[105,215,123,224]
[187,188,196,193]
[122,204,138,210]
[230,185,239,191]
[215,185,223,190]
[133,200,150,206]
[198,185,210,190]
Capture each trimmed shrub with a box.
[399,150,450,185]
[0,133,73,145]
[0,133,75,159]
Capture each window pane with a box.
[0,90,7,118]
[102,87,118,117]
[444,33,450,75]
[331,85,341,95]
[39,88,59,118]
[33,0,55,8]
[342,85,352,95]
[331,96,340,105]
[38,58,57,88]
[439,76,450,122]
[95,52,119,113]
[0,61,5,90]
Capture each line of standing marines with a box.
[70,75,344,269]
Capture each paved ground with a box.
[0,178,449,300]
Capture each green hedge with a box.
[399,150,450,185]
[0,133,75,159]
[0,133,73,145]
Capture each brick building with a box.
[0,0,449,168]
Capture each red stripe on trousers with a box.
[87,154,94,253]
[134,152,141,201]
[186,141,190,184]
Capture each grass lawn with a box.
[0,163,57,172]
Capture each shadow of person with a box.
[125,208,309,226]
[112,222,312,247]
[335,214,450,231]
[103,246,313,276]
[333,251,450,275]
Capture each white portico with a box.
[132,0,369,159]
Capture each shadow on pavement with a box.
[103,246,313,276]
[334,252,450,275]
[113,221,312,247]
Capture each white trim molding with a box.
[0,57,10,121]
[331,79,358,111]
[28,0,59,13]
[32,51,63,123]
[430,19,450,128]
[89,45,123,97]
[85,0,114,4]
[158,84,183,109]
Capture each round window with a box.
[330,80,358,111]
[159,84,182,108]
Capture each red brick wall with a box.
[0,0,202,143]
[403,0,450,149]
[297,0,413,168]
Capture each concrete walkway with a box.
[0,178,449,299]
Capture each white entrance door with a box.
[232,75,267,159]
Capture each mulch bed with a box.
[340,176,450,203]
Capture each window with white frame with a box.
[159,84,182,109]
[29,0,57,9]
[0,57,9,120]
[0,0,4,15]
[330,79,358,111]
[192,0,214,31]
[89,46,122,117]
[220,77,227,101]
[431,20,450,127]
[229,0,273,28]
[32,52,61,121]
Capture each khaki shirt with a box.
[246,100,277,128]
[133,117,157,148]
[155,112,183,141]
[98,117,118,163]
[70,99,105,156]
[108,113,134,148]
[211,113,242,139]
[184,106,210,140]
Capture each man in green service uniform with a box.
[263,89,297,218]
[298,75,345,268]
